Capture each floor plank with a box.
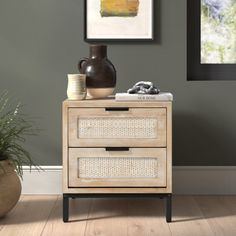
[85,198,171,236]
[220,195,236,214]
[0,195,25,231]
[0,195,57,236]
[195,196,236,236]
[41,197,92,236]
[85,198,128,236]
[126,198,171,236]
[169,196,214,236]
[1,195,236,236]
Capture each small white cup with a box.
[67,74,86,100]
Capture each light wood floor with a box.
[0,195,236,236]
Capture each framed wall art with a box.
[84,0,154,42]
[187,0,236,80]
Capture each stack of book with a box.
[115,92,173,101]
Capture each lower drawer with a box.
[68,148,167,187]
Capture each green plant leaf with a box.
[0,91,40,179]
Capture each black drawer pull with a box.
[105,147,130,151]
[105,107,129,111]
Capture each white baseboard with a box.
[22,166,62,194]
[21,166,236,195]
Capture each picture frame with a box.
[187,0,236,81]
[84,0,154,42]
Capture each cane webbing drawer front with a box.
[68,108,166,147]
[69,148,167,187]
[78,157,157,178]
[79,117,157,138]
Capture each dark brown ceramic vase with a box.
[78,45,116,98]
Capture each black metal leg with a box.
[165,194,172,223]
[63,194,69,222]
[62,193,172,223]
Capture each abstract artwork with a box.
[100,0,139,17]
[188,0,236,80]
[84,0,154,41]
[201,0,236,64]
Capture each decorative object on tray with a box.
[78,44,116,98]
[67,74,86,100]
[84,0,154,41]
[127,81,160,94]
[116,81,173,101]
[0,91,39,217]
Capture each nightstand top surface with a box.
[63,96,172,108]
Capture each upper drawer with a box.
[68,107,166,147]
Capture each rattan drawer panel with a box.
[68,108,166,147]
[78,157,158,178]
[68,148,167,187]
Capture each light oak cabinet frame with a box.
[62,99,172,222]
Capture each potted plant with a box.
[0,91,38,217]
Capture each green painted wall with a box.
[1,0,236,165]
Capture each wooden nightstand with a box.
[62,98,172,222]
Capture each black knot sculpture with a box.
[127,81,160,95]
